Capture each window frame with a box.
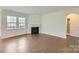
[7,16,17,30]
[18,17,26,29]
[6,16,26,30]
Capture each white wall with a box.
[1,9,28,39]
[0,9,2,36]
[41,11,67,38]
[41,8,79,38]
[27,14,41,33]
[1,8,79,39]
[0,9,42,39]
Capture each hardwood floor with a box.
[0,34,66,53]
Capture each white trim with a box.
[41,32,66,39]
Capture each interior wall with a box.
[27,14,41,33]
[41,11,67,38]
[1,9,28,39]
[41,8,79,38]
[1,7,79,39]
[0,9,42,39]
[0,9,2,36]
[67,13,79,37]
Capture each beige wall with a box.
[67,13,79,37]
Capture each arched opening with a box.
[66,13,79,47]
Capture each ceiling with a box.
[0,6,78,14]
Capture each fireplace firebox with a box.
[31,27,39,34]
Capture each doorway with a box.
[66,13,79,47]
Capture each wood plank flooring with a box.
[0,34,66,53]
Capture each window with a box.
[7,16,17,30]
[18,17,26,29]
[7,16,26,30]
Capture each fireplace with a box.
[31,27,39,34]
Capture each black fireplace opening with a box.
[31,27,39,34]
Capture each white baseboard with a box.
[0,33,27,39]
[0,32,66,39]
[41,32,66,39]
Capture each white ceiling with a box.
[0,6,78,14]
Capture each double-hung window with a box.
[7,16,26,30]
[7,16,17,30]
[18,17,26,29]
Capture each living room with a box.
[0,6,79,53]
